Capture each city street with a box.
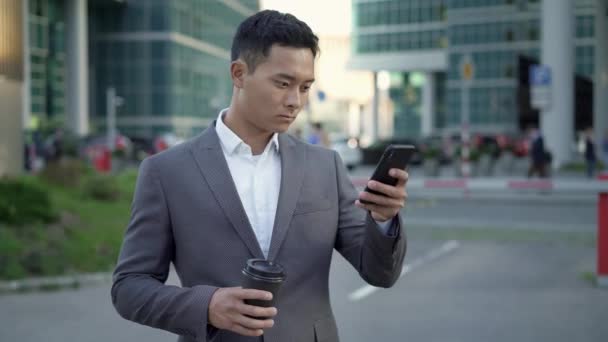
[1,171,604,341]
[2,0,607,340]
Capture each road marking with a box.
[348,240,460,302]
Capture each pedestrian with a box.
[307,122,330,148]
[603,129,608,171]
[111,10,408,342]
[584,127,597,178]
[527,125,547,178]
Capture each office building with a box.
[350,0,608,166]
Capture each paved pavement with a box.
[402,197,596,232]
[0,166,605,341]
[1,238,605,342]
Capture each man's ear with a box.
[231,60,248,89]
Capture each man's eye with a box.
[301,86,311,93]
[275,81,289,88]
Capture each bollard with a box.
[598,172,608,287]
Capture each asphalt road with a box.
[1,239,605,342]
[0,167,604,341]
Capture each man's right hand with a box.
[208,287,278,337]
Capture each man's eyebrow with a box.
[275,73,315,83]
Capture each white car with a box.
[331,135,362,170]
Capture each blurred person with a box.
[527,125,548,178]
[44,128,64,162]
[111,10,408,342]
[584,127,597,178]
[307,121,330,147]
[603,129,608,171]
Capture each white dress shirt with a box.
[215,110,394,258]
[215,110,281,258]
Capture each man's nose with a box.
[285,88,301,110]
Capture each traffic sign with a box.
[530,65,551,86]
[530,65,552,110]
[460,54,475,83]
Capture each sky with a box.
[260,0,352,36]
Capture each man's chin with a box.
[274,123,291,134]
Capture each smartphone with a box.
[361,144,416,204]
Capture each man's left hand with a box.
[355,168,408,222]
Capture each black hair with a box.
[231,10,319,72]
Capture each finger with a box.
[359,191,404,208]
[389,168,408,180]
[356,199,401,213]
[230,324,264,337]
[355,200,392,221]
[390,169,409,187]
[235,314,275,330]
[239,303,278,318]
[235,288,273,301]
[366,181,405,199]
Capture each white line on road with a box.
[348,240,461,302]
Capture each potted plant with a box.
[497,142,517,175]
[453,145,480,177]
[422,145,441,177]
[478,144,498,177]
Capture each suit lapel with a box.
[267,134,306,261]
[189,125,265,259]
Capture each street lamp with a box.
[106,87,124,151]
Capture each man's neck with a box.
[223,109,274,155]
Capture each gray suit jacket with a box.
[111,125,407,342]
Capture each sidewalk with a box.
[349,164,605,203]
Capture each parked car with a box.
[154,132,185,152]
[361,137,422,166]
[330,134,362,170]
[79,133,132,159]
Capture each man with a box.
[603,129,608,170]
[584,127,597,178]
[112,10,408,342]
[527,126,547,178]
[307,122,330,148]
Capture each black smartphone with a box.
[361,144,416,204]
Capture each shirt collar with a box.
[215,109,280,155]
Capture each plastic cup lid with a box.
[244,259,285,280]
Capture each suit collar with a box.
[190,125,304,261]
[267,134,305,261]
[189,125,265,259]
[215,109,280,155]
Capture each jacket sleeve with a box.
[111,157,218,341]
[332,151,407,288]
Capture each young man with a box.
[527,126,548,178]
[112,10,408,342]
[584,127,597,178]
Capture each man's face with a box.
[236,45,315,134]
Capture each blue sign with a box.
[530,65,551,86]
[317,90,326,102]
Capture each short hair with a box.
[231,10,319,72]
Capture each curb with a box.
[0,272,113,294]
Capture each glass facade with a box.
[352,0,598,136]
[354,0,447,54]
[445,0,595,132]
[90,0,258,137]
[28,0,67,121]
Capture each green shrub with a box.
[0,178,58,226]
[82,175,121,201]
[40,158,92,188]
[422,145,441,160]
